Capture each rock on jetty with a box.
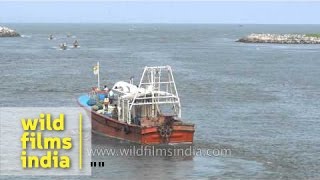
[0,26,20,37]
[237,33,320,44]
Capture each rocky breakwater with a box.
[237,33,320,44]
[0,26,20,37]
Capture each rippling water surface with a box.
[1,24,320,179]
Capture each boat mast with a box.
[129,66,181,118]
[97,62,100,89]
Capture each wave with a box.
[21,34,32,38]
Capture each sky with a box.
[0,1,320,24]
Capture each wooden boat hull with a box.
[84,107,195,145]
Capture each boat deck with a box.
[78,94,179,127]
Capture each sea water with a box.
[0,24,320,179]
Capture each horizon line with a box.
[2,22,320,25]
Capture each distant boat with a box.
[59,43,67,50]
[73,40,79,48]
[48,34,54,40]
[78,65,195,144]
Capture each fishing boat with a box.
[48,34,54,40]
[73,40,79,48]
[78,65,195,144]
[59,43,67,50]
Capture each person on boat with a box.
[108,90,114,104]
[129,76,134,84]
[103,97,109,111]
[112,104,118,119]
[91,87,101,93]
[60,43,67,50]
[73,40,79,48]
[49,34,53,40]
[103,85,109,100]
[103,85,109,92]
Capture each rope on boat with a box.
[158,125,172,143]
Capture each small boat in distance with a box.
[48,34,54,40]
[78,65,195,144]
[73,40,79,48]
[59,43,67,50]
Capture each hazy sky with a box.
[0,1,319,24]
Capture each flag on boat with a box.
[93,63,99,75]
